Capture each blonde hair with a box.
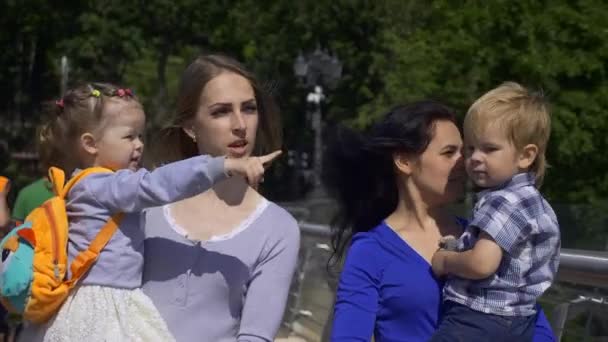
[150,54,282,166]
[464,82,551,186]
[38,82,141,175]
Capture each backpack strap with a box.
[48,166,115,198]
[48,167,65,196]
[66,212,124,287]
[48,166,114,199]
[46,166,125,287]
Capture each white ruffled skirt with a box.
[19,285,174,342]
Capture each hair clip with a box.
[55,99,64,108]
[91,89,101,97]
[116,88,133,97]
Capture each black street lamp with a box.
[293,47,342,196]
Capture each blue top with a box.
[331,222,556,342]
[445,173,560,316]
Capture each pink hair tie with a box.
[115,88,134,97]
[55,99,64,108]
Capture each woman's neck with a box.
[386,183,452,234]
[194,175,260,207]
[168,175,264,240]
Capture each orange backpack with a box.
[0,167,123,323]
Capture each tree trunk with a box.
[24,36,38,119]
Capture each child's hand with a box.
[224,151,282,188]
[431,249,449,277]
[439,235,459,251]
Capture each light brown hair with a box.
[38,82,141,175]
[464,81,551,186]
[151,54,282,166]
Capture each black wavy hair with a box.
[322,100,457,265]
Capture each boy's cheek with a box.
[464,159,475,170]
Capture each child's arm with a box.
[433,194,530,280]
[432,232,503,279]
[84,152,281,213]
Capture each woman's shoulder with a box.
[255,200,300,241]
[338,224,395,282]
[351,221,390,242]
[142,205,165,221]
[263,201,298,225]
[140,205,170,237]
[347,223,392,258]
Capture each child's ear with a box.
[393,152,414,175]
[518,144,538,169]
[80,132,98,156]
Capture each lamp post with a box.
[293,48,342,196]
[60,55,69,96]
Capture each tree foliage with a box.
[1,0,607,206]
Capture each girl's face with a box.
[184,72,259,159]
[407,120,466,206]
[86,99,145,171]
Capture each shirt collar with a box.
[475,172,535,200]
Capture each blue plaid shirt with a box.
[443,172,560,316]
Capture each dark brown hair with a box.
[152,54,282,165]
[323,101,458,264]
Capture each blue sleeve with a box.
[332,237,381,341]
[533,304,556,342]
[81,155,227,213]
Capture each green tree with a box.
[363,0,608,203]
[60,1,145,83]
[2,0,608,206]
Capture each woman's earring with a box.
[191,127,197,143]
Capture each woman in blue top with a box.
[323,101,556,341]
